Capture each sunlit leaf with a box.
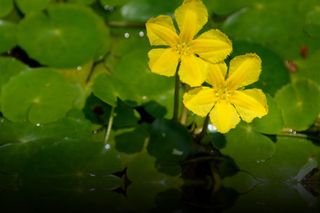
[251,94,284,134]
[93,38,174,111]
[296,50,320,86]
[275,79,320,131]
[0,57,28,108]
[1,69,80,124]
[222,0,318,59]
[121,0,180,22]
[15,0,50,14]
[68,0,95,5]
[17,4,110,68]
[221,123,275,176]
[0,0,13,18]
[0,20,16,53]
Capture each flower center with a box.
[215,86,234,101]
[175,42,191,56]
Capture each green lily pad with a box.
[0,109,93,144]
[223,136,319,182]
[147,119,193,175]
[115,126,149,154]
[231,41,290,96]
[304,7,320,38]
[93,38,174,109]
[100,0,130,7]
[261,137,320,181]
[113,100,140,129]
[251,94,284,134]
[0,20,17,53]
[68,0,95,5]
[15,0,50,14]
[0,57,28,108]
[1,68,80,124]
[83,93,112,125]
[203,0,257,16]
[275,79,320,131]
[17,4,110,68]
[221,123,275,176]
[296,50,320,86]
[222,0,317,59]
[121,0,180,22]
[0,0,13,17]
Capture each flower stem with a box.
[104,106,115,144]
[180,105,188,125]
[196,114,210,142]
[172,62,181,122]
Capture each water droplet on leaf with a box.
[124,32,130,39]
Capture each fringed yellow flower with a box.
[183,53,268,133]
[145,0,232,87]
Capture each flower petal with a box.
[191,29,232,63]
[231,89,268,122]
[183,87,216,117]
[209,101,240,133]
[148,48,180,77]
[179,55,208,87]
[206,62,227,87]
[175,0,208,41]
[226,53,262,90]
[146,15,179,46]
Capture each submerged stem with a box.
[104,106,115,144]
[172,62,181,122]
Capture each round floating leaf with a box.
[0,0,13,17]
[18,4,110,68]
[222,0,316,59]
[147,119,193,175]
[0,57,28,107]
[121,0,180,22]
[221,123,275,175]
[304,7,320,38]
[93,38,174,109]
[275,79,320,131]
[261,137,320,181]
[113,100,140,129]
[0,110,93,145]
[68,0,95,5]
[202,0,257,16]
[15,0,50,14]
[1,68,80,124]
[231,41,290,96]
[296,50,320,86]
[100,0,129,7]
[0,20,17,53]
[251,94,284,134]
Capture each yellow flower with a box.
[183,53,268,133]
[145,0,232,87]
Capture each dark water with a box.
[1,170,319,213]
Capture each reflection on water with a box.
[0,165,319,212]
